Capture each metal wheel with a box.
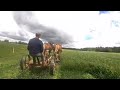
[20,55,31,70]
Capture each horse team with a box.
[43,42,62,63]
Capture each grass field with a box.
[1,41,120,79]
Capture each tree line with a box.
[1,39,120,53]
[1,39,27,45]
[63,47,120,53]
[80,47,120,53]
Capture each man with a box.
[27,33,44,65]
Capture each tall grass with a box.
[60,50,120,79]
[1,42,120,79]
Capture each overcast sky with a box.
[0,11,120,48]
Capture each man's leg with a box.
[37,57,40,65]
[32,56,36,65]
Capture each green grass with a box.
[0,42,60,79]
[1,41,120,79]
[60,50,120,79]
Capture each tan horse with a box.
[43,42,54,61]
[53,43,62,61]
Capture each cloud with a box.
[1,11,120,48]
[13,11,73,45]
[0,31,28,41]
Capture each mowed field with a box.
[1,41,120,79]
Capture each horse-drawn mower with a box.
[20,54,56,75]
[20,43,62,75]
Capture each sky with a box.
[0,11,120,48]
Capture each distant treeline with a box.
[63,47,120,53]
[1,40,120,53]
[0,39,27,45]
